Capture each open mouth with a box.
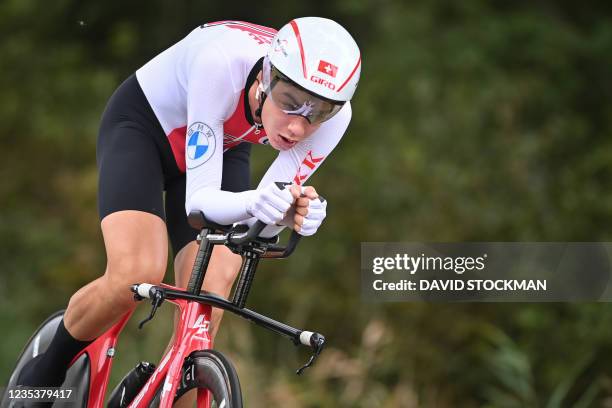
[279,135,296,145]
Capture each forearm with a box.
[185,187,255,225]
[186,186,290,238]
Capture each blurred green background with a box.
[2,0,612,406]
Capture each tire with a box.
[0,310,90,408]
[149,349,242,408]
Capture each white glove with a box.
[299,197,327,236]
[246,183,294,225]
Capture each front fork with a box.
[129,283,214,408]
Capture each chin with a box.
[267,136,284,151]
[268,140,282,151]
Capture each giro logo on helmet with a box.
[310,75,336,90]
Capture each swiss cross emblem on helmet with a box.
[318,60,338,78]
[186,122,216,169]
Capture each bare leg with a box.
[64,211,169,340]
[17,211,169,388]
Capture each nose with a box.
[287,115,309,140]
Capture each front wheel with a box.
[150,349,242,408]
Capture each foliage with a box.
[2,0,612,406]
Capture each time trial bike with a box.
[1,207,326,408]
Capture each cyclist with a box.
[17,17,361,392]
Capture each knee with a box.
[205,249,243,290]
[216,259,242,286]
[104,254,167,308]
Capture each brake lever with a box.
[296,333,326,375]
[138,289,164,329]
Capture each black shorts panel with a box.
[97,123,166,220]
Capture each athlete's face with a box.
[261,97,321,151]
[248,72,321,151]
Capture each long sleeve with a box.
[183,44,256,224]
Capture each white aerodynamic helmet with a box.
[262,17,361,124]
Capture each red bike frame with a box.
[69,283,213,408]
[36,216,325,408]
